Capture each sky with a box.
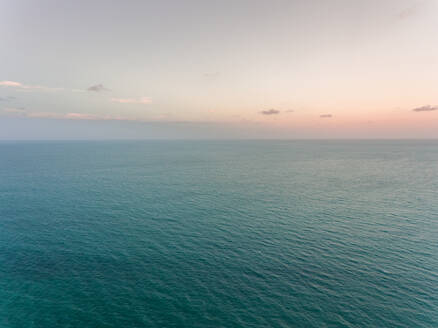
[1,0,437,139]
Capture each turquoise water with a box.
[0,140,437,327]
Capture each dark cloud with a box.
[260,109,280,115]
[412,105,438,112]
[87,84,109,92]
[320,114,332,118]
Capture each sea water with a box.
[0,140,437,327]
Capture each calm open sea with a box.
[0,140,437,327]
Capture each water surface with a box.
[0,140,437,327]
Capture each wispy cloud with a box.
[2,107,26,115]
[2,108,126,121]
[412,105,438,112]
[320,114,332,118]
[0,81,22,87]
[111,97,151,104]
[87,84,110,92]
[0,96,16,101]
[64,113,102,120]
[398,3,422,20]
[260,109,280,115]
[0,80,62,91]
[285,109,294,113]
[25,111,65,119]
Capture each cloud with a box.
[2,107,26,115]
[26,111,64,119]
[87,84,110,92]
[64,113,101,120]
[285,109,294,113]
[320,114,332,118]
[0,81,22,87]
[2,108,126,121]
[0,96,16,101]
[111,97,151,104]
[260,109,280,115]
[412,105,438,112]
[32,112,118,120]
[398,4,422,19]
[0,80,62,91]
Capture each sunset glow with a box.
[1,0,437,139]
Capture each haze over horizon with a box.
[1,0,438,139]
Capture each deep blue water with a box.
[0,140,437,327]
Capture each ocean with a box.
[0,140,437,327]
